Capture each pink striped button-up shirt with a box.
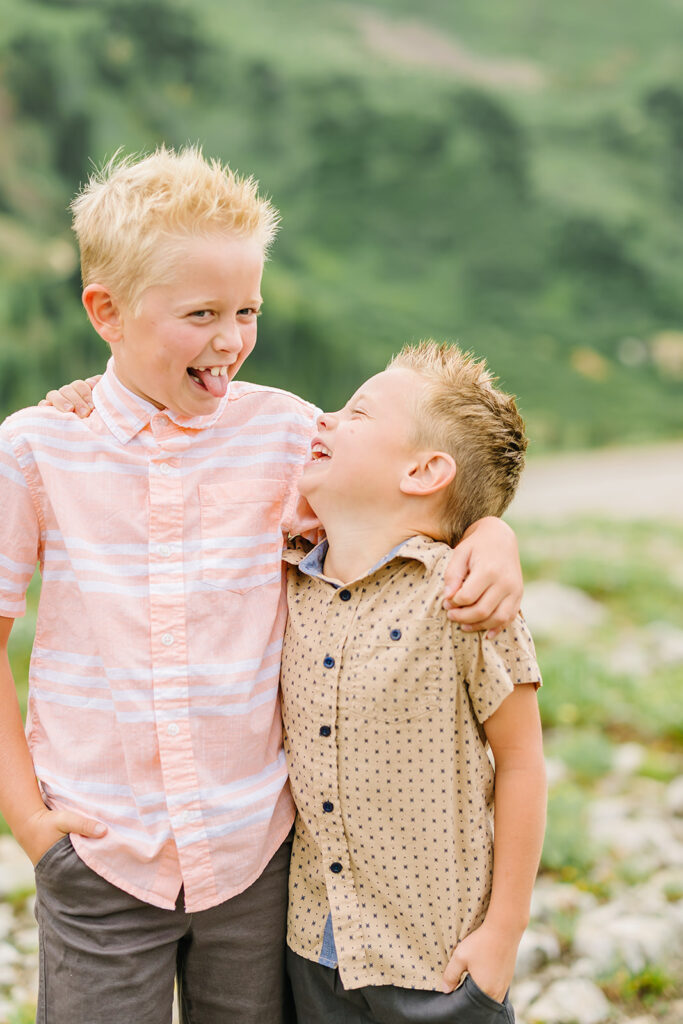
[0,362,318,911]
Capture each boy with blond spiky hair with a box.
[2,148,524,1024]
[282,341,546,1024]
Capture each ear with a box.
[400,451,456,497]
[82,284,124,346]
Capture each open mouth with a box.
[187,365,230,397]
[310,442,332,461]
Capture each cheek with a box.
[234,327,258,369]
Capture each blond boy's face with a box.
[299,367,423,512]
[109,234,264,418]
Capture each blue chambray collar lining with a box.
[294,534,445,586]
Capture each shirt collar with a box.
[283,533,449,583]
[93,358,231,444]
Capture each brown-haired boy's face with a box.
[110,234,263,418]
[299,367,423,514]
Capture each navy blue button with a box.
[319,725,331,737]
[390,628,402,640]
[323,656,335,668]
[322,801,334,813]
[339,589,351,601]
[330,862,343,873]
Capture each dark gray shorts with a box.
[287,947,515,1024]
[34,833,294,1024]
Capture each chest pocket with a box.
[199,479,286,593]
[339,617,446,724]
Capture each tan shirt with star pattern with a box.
[281,534,541,991]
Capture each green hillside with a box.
[1,0,682,448]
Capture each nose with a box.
[212,320,243,356]
[316,410,339,431]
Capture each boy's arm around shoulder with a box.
[443,620,546,1001]
[443,517,523,637]
[0,618,107,865]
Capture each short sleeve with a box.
[0,427,41,617]
[456,614,542,724]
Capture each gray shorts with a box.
[287,947,515,1024]
[34,833,294,1024]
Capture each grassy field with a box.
[511,518,682,888]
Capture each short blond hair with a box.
[71,144,280,309]
[390,341,527,544]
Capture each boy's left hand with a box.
[443,517,522,636]
[442,922,518,1003]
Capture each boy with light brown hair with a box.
[281,341,546,1023]
[2,148,525,1024]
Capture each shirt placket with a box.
[313,583,370,975]
[148,415,210,899]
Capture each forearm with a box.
[485,757,547,935]
[0,643,46,845]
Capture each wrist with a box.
[12,803,50,854]
[461,516,515,546]
[482,908,529,939]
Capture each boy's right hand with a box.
[18,805,107,866]
[38,375,101,418]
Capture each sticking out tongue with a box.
[191,368,229,398]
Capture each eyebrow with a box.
[178,296,264,309]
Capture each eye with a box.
[238,307,262,318]
[189,309,213,320]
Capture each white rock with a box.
[660,999,683,1024]
[9,984,35,1011]
[0,964,16,986]
[0,941,20,967]
[545,756,569,788]
[510,977,544,1014]
[527,977,612,1024]
[639,866,683,905]
[0,902,14,938]
[611,742,646,776]
[573,906,683,975]
[515,928,562,978]
[645,621,683,665]
[521,582,606,638]
[530,880,598,922]
[0,836,35,897]
[666,776,683,817]
[608,638,649,677]
[14,925,39,953]
[588,803,681,865]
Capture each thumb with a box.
[58,812,107,839]
[442,947,467,994]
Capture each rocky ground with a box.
[0,751,681,1023]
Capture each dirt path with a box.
[355,11,544,90]
[507,440,683,522]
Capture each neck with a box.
[318,506,424,584]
